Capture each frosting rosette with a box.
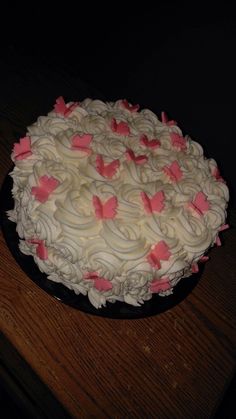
[8,97,229,308]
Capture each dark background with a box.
[1,1,235,207]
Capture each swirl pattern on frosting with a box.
[9,98,229,308]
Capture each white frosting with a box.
[8,98,229,309]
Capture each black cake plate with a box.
[0,172,203,319]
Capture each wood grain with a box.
[0,75,236,418]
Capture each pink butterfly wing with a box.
[31,186,48,203]
[148,139,161,149]
[94,278,113,291]
[140,134,160,149]
[95,155,104,175]
[111,118,130,135]
[140,134,148,146]
[121,99,140,112]
[37,241,48,260]
[40,175,59,193]
[135,155,148,165]
[150,191,165,212]
[126,148,147,165]
[219,224,229,232]
[116,121,130,135]
[54,96,66,114]
[103,196,118,219]
[140,192,152,213]
[171,161,183,181]
[64,101,79,116]
[154,241,171,261]
[93,195,103,219]
[111,118,117,132]
[126,149,135,161]
[84,271,99,280]
[103,159,120,178]
[199,256,209,263]
[71,134,93,152]
[13,137,32,160]
[193,192,210,214]
[170,132,186,150]
[147,253,161,269]
[150,277,171,293]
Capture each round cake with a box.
[8,97,229,309]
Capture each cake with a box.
[8,97,229,309]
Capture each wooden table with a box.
[0,74,236,418]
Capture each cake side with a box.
[8,97,229,308]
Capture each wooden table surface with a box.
[0,69,236,418]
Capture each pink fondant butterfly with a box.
[111,118,130,135]
[199,255,209,263]
[149,276,171,293]
[121,99,140,112]
[93,195,118,219]
[84,272,113,291]
[161,111,177,126]
[71,133,93,153]
[219,224,229,232]
[54,96,79,117]
[13,136,32,161]
[188,192,210,216]
[125,148,148,165]
[147,241,171,269]
[163,160,183,182]
[140,190,165,214]
[170,132,186,151]
[215,236,222,247]
[28,239,48,260]
[31,175,60,203]
[96,155,120,178]
[140,134,161,149]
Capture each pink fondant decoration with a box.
[94,278,113,291]
[71,133,93,153]
[54,96,79,117]
[125,148,148,165]
[31,175,60,203]
[147,241,171,268]
[170,132,187,151]
[140,190,165,214]
[93,195,118,219]
[84,271,99,280]
[212,167,224,182]
[199,256,209,263]
[219,224,229,232]
[121,99,140,112]
[163,160,183,182]
[161,111,176,126]
[28,239,48,260]
[215,236,222,246]
[111,118,130,135]
[84,272,113,291]
[191,263,199,273]
[13,136,32,161]
[140,134,161,149]
[150,277,171,293]
[96,155,120,178]
[188,192,210,216]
